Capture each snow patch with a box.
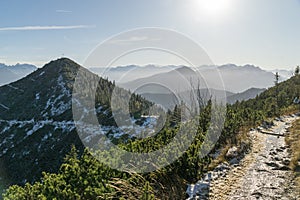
[26,122,45,136]
[0,103,9,110]
[57,75,71,97]
[7,84,24,92]
[39,71,45,76]
[42,75,72,117]
[35,93,40,100]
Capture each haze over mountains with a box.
[115,64,291,94]
[87,64,292,108]
[227,88,266,104]
[0,63,37,86]
[89,64,179,83]
[90,64,292,94]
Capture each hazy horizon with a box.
[1,59,295,72]
[1,0,300,70]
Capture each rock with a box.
[186,182,210,199]
[191,181,210,199]
[276,148,284,152]
[274,156,280,161]
[280,146,286,150]
[214,162,230,172]
[186,184,194,197]
[262,121,268,129]
[265,162,280,168]
[229,157,239,165]
[251,191,263,197]
[282,159,290,165]
[275,165,291,171]
[256,168,270,173]
[209,150,221,159]
[203,172,213,182]
[285,128,290,133]
[262,121,274,129]
[226,146,238,158]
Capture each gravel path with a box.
[187,114,299,200]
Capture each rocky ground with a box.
[187,114,299,200]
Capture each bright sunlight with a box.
[193,0,233,18]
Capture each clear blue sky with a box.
[0,0,300,70]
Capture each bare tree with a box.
[188,78,211,115]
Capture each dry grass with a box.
[285,118,300,195]
[208,127,251,170]
[208,145,230,170]
[280,105,299,116]
[286,119,300,170]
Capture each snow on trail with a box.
[187,114,299,200]
[226,115,299,200]
[212,115,299,200]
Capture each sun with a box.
[193,0,233,17]
[202,0,228,14]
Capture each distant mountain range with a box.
[88,64,290,109]
[115,64,292,93]
[89,64,179,83]
[0,63,37,86]
[227,88,266,104]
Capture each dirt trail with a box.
[187,114,299,200]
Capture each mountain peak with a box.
[242,64,262,71]
[218,64,238,70]
[0,58,155,186]
[174,66,195,74]
[43,58,80,72]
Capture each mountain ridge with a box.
[0,63,37,86]
[120,64,291,93]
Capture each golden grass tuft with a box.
[285,118,300,195]
[285,119,300,170]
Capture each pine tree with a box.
[274,72,280,117]
[295,66,300,76]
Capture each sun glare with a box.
[194,0,232,17]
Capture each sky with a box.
[0,0,300,70]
